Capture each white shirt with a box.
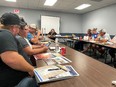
[100,33,111,41]
[24,38,32,49]
[104,33,111,41]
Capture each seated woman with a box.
[47,29,57,40]
[82,28,99,53]
[79,29,92,52]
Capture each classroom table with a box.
[36,42,116,87]
[72,38,116,49]
[72,38,116,62]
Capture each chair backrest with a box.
[15,77,38,87]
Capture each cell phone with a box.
[45,42,51,47]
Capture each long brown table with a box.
[72,38,116,49]
[36,42,116,87]
[72,38,116,62]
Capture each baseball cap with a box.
[20,21,27,29]
[20,17,27,28]
[0,12,21,26]
[99,29,106,33]
[29,24,37,29]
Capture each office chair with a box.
[15,77,38,87]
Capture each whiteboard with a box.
[41,16,60,34]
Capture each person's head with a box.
[29,24,37,33]
[0,12,21,36]
[19,25,29,38]
[19,19,29,38]
[92,28,97,34]
[87,29,91,34]
[50,29,55,33]
[99,29,106,36]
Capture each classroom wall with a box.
[1,4,116,35]
[82,4,116,35]
[0,6,82,33]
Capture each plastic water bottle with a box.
[55,38,58,43]
[43,28,46,41]
[92,36,94,41]
[55,38,60,52]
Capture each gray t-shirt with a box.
[0,29,31,87]
[16,35,29,48]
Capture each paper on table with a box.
[49,47,55,50]
[44,56,72,65]
[34,65,79,83]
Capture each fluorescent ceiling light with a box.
[75,4,91,10]
[5,0,16,2]
[44,0,57,6]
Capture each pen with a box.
[48,68,60,71]
[48,76,57,79]
[55,65,67,72]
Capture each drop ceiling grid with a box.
[0,0,116,14]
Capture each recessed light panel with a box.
[75,4,91,10]
[5,0,16,2]
[44,0,57,6]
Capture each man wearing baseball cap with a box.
[95,29,111,56]
[0,13,37,87]
[97,29,111,42]
[27,24,42,44]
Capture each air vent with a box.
[90,0,103,2]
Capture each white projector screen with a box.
[41,16,60,34]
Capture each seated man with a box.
[95,29,111,55]
[95,29,111,43]
[16,19,48,66]
[17,20,48,55]
[27,24,41,44]
[0,13,37,87]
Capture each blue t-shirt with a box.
[92,33,98,39]
[27,32,33,41]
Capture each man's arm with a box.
[23,46,48,55]
[32,45,43,49]
[1,51,34,77]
